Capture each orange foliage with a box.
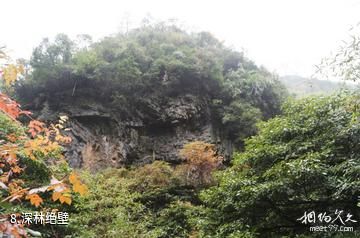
[52,190,72,205]
[178,141,222,187]
[25,193,44,207]
[28,120,45,137]
[0,53,86,237]
[69,172,88,196]
[0,93,31,120]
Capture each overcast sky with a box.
[1,0,360,78]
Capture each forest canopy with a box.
[16,23,287,148]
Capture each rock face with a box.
[37,90,232,171]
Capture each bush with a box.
[177,141,222,187]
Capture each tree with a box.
[177,141,223,187]
[0,50,87,237]
[200,92,360,237]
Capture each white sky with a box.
[1,0,360,78]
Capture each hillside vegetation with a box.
[15,24,287,169]
[0,22,359,237]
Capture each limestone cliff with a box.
[17,26,286,170]
[28,83,232,171]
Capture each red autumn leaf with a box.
[0,93,31,120]
[28,120,45,137]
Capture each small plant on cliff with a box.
[177,141,223,187]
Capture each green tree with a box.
[200,92,360,237]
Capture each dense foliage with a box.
[62,93,360,237]
[61,142,221,237]
[3,22,359,238]
[0,50,87,238]
[200,92,360,237]
[17,23,287,147]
